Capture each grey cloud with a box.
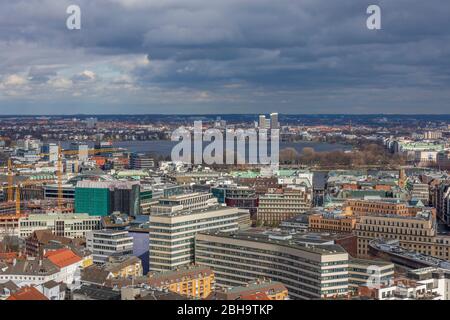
[0,0,449,114]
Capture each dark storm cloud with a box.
[0,0,450,114]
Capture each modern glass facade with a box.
[75,187,111,216]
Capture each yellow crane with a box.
[1,178,55,214]
[6,160,35,202]
[6,146,119,212]
[0,185,21,214]
[7,159,13,202]
[39,146,119,210]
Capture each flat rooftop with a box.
[198,228,348,256]
[152,204,235,218]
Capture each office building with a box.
[0,214,22,239]
[94,141,114,157]
[408,181,430,204]
[70,143,89,161]
[149,206,240,272]
[75,181,140,217]
[41,143,59,162]
[129,153,155,170]
[211,185,258,218]
[44,184,75,201]
[195,229,350,300]
[309,211,357,233]
[345,199,428,217]
[257,187,312,225]
[18,213,101,238]
[150,192,218,215]
[270,112,279,130]
[348,258,394,293]
[86,230,134,264]
[258,115,266,129]
[355,211,450,260]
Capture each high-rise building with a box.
[270,112,279,129]
[148,206,240,272]
[75,181,141,217]
[85,117,98,129]
[150,192,218,215]
[70,143,89,161]
[41,143,59,162]
[195,229,350,299]
[259,115,266,129]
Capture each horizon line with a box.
[1,113,450,117]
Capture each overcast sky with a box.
[0,0,449,114]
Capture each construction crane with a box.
[0,185,21,214]
[7,159,13,202]
[5,160,35,202]
[57,145,63,210]
[1,178,55,214]
[3,146,119,213]
[39,146,120,211]
[5,146,119,212]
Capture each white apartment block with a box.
[86,229,134,264]
[18,213,101,239]
[149,206,239,272]
[195,230,350,300]
[150,192,218,215]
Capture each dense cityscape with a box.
[1,1,450,315]
[0,113,450,301]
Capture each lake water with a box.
[110,140,351,156]
[60,140,351,157]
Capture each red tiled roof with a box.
[240,292,270,300]
[0,252,19,260]
[44,248,82,268]
[7,286,48,300]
